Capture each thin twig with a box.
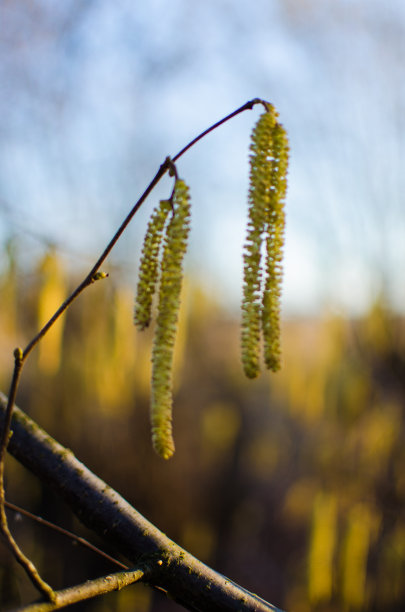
[22,160,171,363]
[11,566,146,612]
[0,353,55,601]
[0,516,55,602]
[5,501,129,570]
[172,98,263,162]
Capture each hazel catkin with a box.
[241,107,289,377]
[262,122,289,371]
[134,199,171,330]
[150,179,191,459]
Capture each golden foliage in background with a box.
[0,246,404,612]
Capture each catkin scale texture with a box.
[134,199,171,330]
[262,122,289,372]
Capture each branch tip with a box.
[13,347,24,363]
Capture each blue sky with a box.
[1,0,404,314]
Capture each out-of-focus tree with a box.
[1,250,404,610]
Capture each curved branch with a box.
[0,394,283,612]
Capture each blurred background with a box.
[0,1,404,610]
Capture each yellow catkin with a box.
[134,199,172,330]
[151,180,191,459]
[262,121,289,371]
[241,108,289,377]
[241,111,275,378]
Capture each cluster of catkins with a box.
[134,180,191,459]
[241,106,289,378]
[135,106,289,459]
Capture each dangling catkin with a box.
[262,122,289,371]
[134,199,171,330]
[241,108,276,378]
[241,107,289,377]
[151,179,191,459]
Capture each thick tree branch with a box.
[0,394,283,612]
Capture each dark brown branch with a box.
[0,394,283,612]
[172,98,263,162]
